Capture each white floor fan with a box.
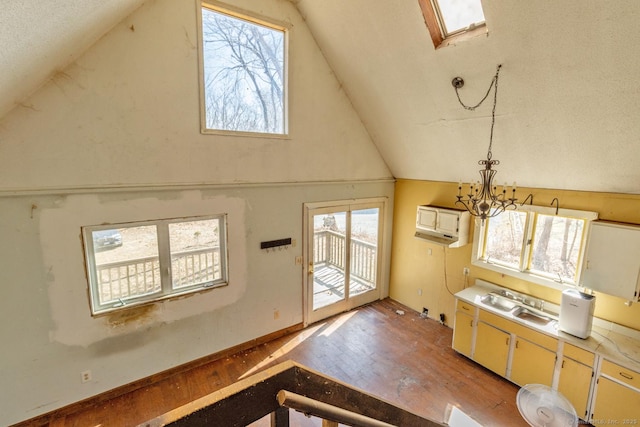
[516,384,578,427]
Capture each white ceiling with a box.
[2,0,640,194]
[294,0,640,194]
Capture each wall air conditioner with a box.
[415,205,471,248]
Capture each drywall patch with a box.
[40,190,248,347]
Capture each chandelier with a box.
[452,64,517,222]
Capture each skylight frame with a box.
[418,0,488,49]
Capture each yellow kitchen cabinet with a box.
[591,377,640,425]
[510,337,556,387]
[452,310,474,357]
[558,344,595,420]
[452,300,475,357]
[591,360,640,426]
[474,321,510,376]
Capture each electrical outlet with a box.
[273,309,280,320]
[463,267,470,276]
[295,256,302,265]
[81,370,92,383]
[417,288,423,296]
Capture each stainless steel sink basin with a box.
[512,307,555,326]
[480,293,519,312]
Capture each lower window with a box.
[83,215,228,315]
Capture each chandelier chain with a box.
[454,64,515,222]
[454,64,502,161]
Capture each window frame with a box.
[197,1,290,138]
[418,0,487,49]
[82,214,229,316]
[472,205,598,291]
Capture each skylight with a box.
[419,0,487,48]
[436,0,485,36]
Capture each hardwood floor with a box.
[29,299,529,426]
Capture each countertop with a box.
[456,281,640,373]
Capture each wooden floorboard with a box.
[24,299,529,426]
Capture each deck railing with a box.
[314,230,377,283]
[96,247,220,304]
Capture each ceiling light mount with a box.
[452,64,517,222]
[451,76,465,89]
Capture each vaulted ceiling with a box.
[2,0,639,194]
[0,0,146,119]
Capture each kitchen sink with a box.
[512,307,555,326]
[480,293,519,312]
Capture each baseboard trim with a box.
[12,322,304,427]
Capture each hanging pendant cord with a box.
[454,64,502,161]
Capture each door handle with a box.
[308,263,314,274]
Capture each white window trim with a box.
[197,0,290,137]
[83,215,229,316]
[471,205,598,291]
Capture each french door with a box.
[304,199,384,325]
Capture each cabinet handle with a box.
[462,305,469,311]
[469,320,473,327]
[561,360,565,369]
[506,337,509,346]
[619,371,634,380]
[515,340,519,349]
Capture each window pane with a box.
[92,226,160,305]
[169,219,222,289]
[350,208,379,297]
[530,215,584,283]
[484,211,527,269]
[437,0,485,35]
[201,7,285,134]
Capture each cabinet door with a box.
[558,357,592,419]
[474,321,509,377]
[583,222,640,300]
[452,311,474,357]
[416,207,437,230]
[510,338,556,387]
[437,211,459,235]
[591,377,640,426]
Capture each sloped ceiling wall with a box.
[294,0,640,194]
[1,0,640,193]
[0,0,146,119]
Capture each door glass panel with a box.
[312,211,347,310]
[350,208,379,297]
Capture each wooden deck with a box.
[313,264,376,309]
[20,299,530,426]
